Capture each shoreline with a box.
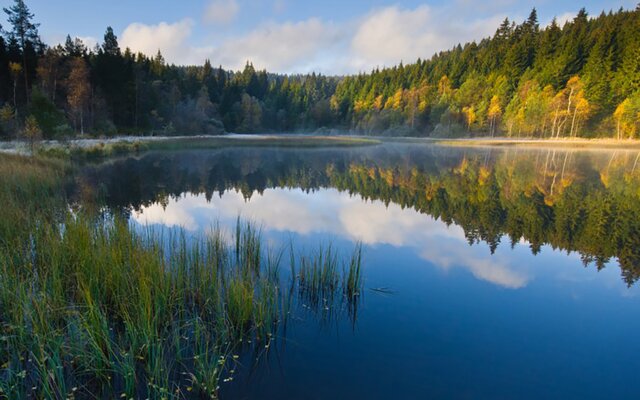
[3,134,640,155]
[433,137,640,150]
[0,134,381,155]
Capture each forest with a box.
[0,0,639,138]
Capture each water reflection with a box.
[66,144,640,399]
[131,189,529,289]
[74,144,640,286]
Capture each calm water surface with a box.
[78,143,640,399]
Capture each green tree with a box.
[3,0,41,104]
[102,26,120,56]
[22,114,41,152]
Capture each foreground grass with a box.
[0,154,364,399]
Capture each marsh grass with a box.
[143,136,381,151]
[344,243,364,300]
[0,154,365,399]
[34,135,381,163]
[293,242,364,327]
[37,141,149,161]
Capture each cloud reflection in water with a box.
[132,187,530,289]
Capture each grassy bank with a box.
[32,135,381,161]
[0,154,364,399]
[435,137,640,150]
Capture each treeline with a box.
[333,6,640,137]
[0,0,339,139]
[0,0,639,138]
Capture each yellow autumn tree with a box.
[564,76,590,137]
[487,96,502,136]
[462,106,477,132]
[614,96,640,139]
[570,96,591,137]
[373,95,384,111]
[66,57,91,135]
[549,76,588,138]
[550,90,568,138]
[437,75,453,103]
[391,89,404,110]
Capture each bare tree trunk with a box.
[563,88,574,138]
[22,51,30,105]
[13,80,18,118]
[570,107,579,137]
[551,105,561,138]
[90,87,94,130]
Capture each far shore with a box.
[0,134,381,155]
[3,134,640,156]
[431,137,640,150]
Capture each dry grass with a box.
[436,137,640,150]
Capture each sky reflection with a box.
[131,187,629,292]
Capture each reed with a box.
[344,243,364,299]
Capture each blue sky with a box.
[4,0,637,74]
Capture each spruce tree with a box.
[3,0,40,104]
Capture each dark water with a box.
[75,143,640,399]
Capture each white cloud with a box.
[204,0,239,25]
[116,4,586,74]
[117,17,341,72]
[114,4,504,73]
[552,11,576,27]
[120,19,195,64]
[46,34,99,51]
[350,5,503,71]
[210,18,343,72]
[77,36,99,50]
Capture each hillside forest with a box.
[0,1,639,138]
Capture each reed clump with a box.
[293,242,364,318]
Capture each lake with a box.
[72,142,640,399]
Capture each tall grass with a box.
[344,243,364,299]
[295,242,364,326]
[0,154,365,399]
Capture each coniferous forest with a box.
[0,1,639,139]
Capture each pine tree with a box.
[102,26,120,56]
[3,0,41,104]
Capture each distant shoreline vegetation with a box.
[16,135,379,161]
[0,2,639,140]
